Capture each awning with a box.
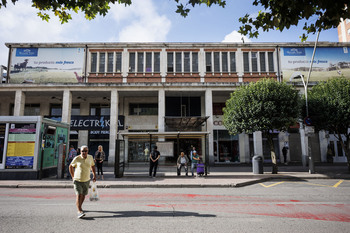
[164,116,210,131]
[120,131,210,139]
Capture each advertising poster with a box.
[10,47,84,84]
[6,123,36,169]
[281,47,350,82]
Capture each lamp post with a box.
[291,30,320,174]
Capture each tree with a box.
[223,79,301,174]
[307,77,350,171]
[238,0,349,41]
[1,1,348,41]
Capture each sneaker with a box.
[77,212,85,219]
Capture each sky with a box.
[0,0,340,67]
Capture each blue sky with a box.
[0,0,339,66]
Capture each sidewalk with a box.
[0,163,349,188]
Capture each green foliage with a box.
[223,79,301,135]
[307,77,350,135]
[238,0,349,41]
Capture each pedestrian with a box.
[149,146,160,178]
[66,145,77,179]
[282,146,288,165]
[94,145,105,180]
[191,151,200,176]
[144,146,149,162]
[190,146,196,161]
[177,152,189,176]
[69,145,96,219]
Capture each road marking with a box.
[259,182,285,188]
[333,180,344,188]
[259,180,345,188]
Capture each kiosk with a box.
[0,116,70,179]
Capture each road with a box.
[0,179,349,233]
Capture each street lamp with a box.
[290,30,320,174]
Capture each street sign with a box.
[304,117,312,126]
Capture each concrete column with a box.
[239,133,250,163]
[253,131,263,157]
[319,130,328,162]
[109,89,118,166]
[14,90,25,116]
[61,90,72,124]
[78,102,89,148]
[158,89,165,133]
[205,89,214,165]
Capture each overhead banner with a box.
[10,47,85,84]
[281,47,350,82]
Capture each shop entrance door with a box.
[329,135,348,163]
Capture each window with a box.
[99,53,105,73]
[230,52,236,72]
[213,103,225,115]
[50,104,80,117]
[129,51,160,73]
[107,53,114,73]
[116,52,122,73]
[260,52,266,72]
[243,52,249,72]
[129,53,136,72]
[251,52,258,72]
[167,53,174,72]
[129,103,158,115]
[243,51,275,73]
[91,53,97,73]
[167,52,199,73]
[268,52,274,72]
[137,53,144,72]
[206,51,236,73]
[24,104,40,116]
[154,52,160,72]
[90,104,110,116]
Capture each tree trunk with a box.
[267,133,278,174]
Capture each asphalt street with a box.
[1,180,349,233]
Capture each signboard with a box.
[10,47,84,84]
[70,116,125,130]
[156,142,174,157]
[5,123,36,169]
[281,47,350,82]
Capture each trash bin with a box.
[252,155,263,174]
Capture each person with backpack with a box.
[149,146,160,178]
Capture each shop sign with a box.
[70,116,124,130]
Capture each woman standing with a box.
[94,145,105,180]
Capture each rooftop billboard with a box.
[9,47,85,83]
[281,47,350,82]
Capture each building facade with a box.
[0,42,349,169]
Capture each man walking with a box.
[66,145,77,179]
[149,146,160,178]
[69,145,96,219]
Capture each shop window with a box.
[24,104,40,116]
[129,103,158,115]
[50,104,62,116]
[214,130,239,162]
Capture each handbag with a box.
[89,181,99,201]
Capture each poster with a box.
[6,123,36,169]
[281,47,350,82]
[10,47,84,84]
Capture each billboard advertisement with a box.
[10,47,85,83]
[281,47,350,82]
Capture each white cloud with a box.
[222,30,251,43]
[109,0,171,42]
